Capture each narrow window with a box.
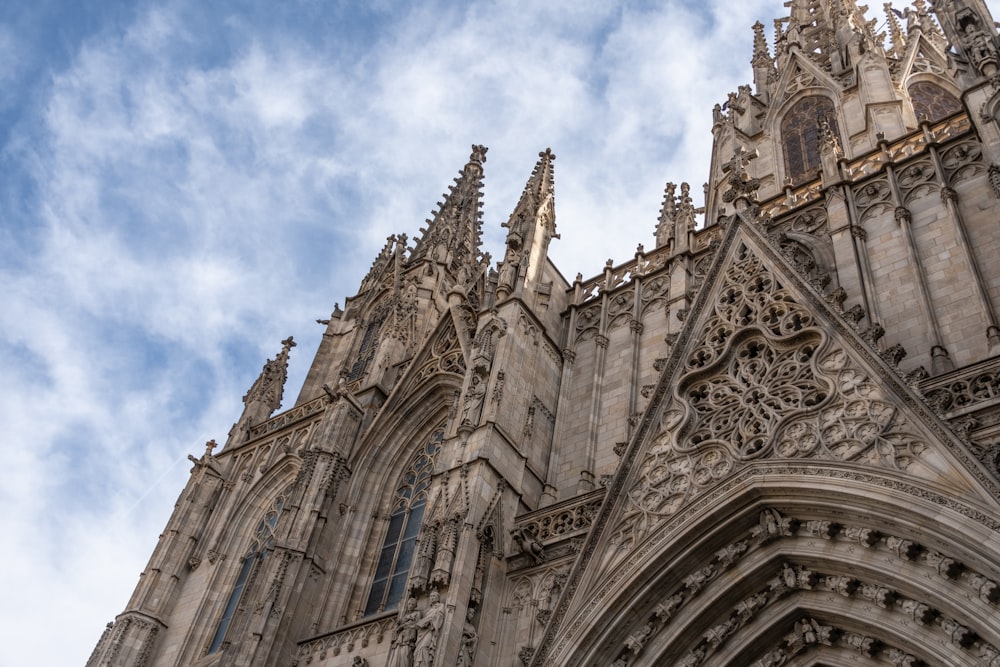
[208,492,287,653]
[348,304,390,381]
[781,96,838,185]
[364,429,443,615]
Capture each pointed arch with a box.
[781,95,839,185]
[207,488,291,653]
[362,425,444,615]
[547,468,1000,665]
[908,80,962,123]
[186,457,300,658]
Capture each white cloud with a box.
[14,0,955,663]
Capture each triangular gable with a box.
[767,51,839,123]
[532,216,1000,665]
[900,31,951,82]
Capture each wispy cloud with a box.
[2,0,912,662]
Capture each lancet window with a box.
[363,427,443,615]
[781,96,839,184]
[909,81,962,123]
[348,304,390,381]
[208,489,289,653]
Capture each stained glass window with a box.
[364,429,443,615]
[909,81,962,123]
[208,491,288,653]
[781,96,839,185]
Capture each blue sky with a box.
[2,1,992,664]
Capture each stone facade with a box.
[90,2,1000,666]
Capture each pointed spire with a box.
[752,21,773,66]
[655,182,677,248]
[359,234,402,293]
[884,2,907,57]
[226,337,296,448]
[497,149,558,300]
[409,145,488,279]
[752,21,776,100]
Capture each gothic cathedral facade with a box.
[91,1,1000,665]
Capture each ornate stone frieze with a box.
[248,397,326,439]
[294,616,394,663]
[613,241,931,551]
[411,321,466,384]
[513,490,604,546]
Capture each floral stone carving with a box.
[614,241,929,550]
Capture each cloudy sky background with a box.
[3,1,993,663]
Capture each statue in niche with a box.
[413,590,446,667]
[461,372,488,427]
[497,246,521,293]
[456,607,479,667]
[387,597,421,667]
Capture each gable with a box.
[533,216,1000,666]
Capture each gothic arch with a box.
[184,461,300,660]
[907,78,963,124]
[778,94,841,186]
[550,469,1000,666]
[341,395,454,619]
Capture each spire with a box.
[497,149,558,300]
[410,145,488,280]
[884,2,907,57]
[655,182,677,248]
[751,21,776,100]
[359,234,405,294]
[226,337,296,448]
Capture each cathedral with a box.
[90,1,1000,665]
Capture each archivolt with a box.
[555,470,1000,667]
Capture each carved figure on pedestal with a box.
[461,373,488,428]
[498,247,521,295]
[456,607,478,667]
[387,597,421,667]
[510,525,544,564]
[414,590,445,667]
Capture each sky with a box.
[2,1,995,664]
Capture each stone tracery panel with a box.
[613,242,932,551]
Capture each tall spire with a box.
[884,2,907,57]
[497,149,558,301]
[751,21,775,101]
[225,337,296,449]
[409,145,488,281]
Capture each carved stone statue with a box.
[461,372,488,427]
[413,591,445,667]
[387,597,421,667]
[456,607,479,667]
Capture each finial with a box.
[751,20,772,66]
[469,144,488,165]
[281,336,296,352]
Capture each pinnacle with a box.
[408,145,488,274]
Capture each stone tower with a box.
[90,2,1000,666]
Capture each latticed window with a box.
[909,81,961,123]
[348,305,390,381]
[781,96,839,185]
[208,490,289,653]
[364,428,443,615]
